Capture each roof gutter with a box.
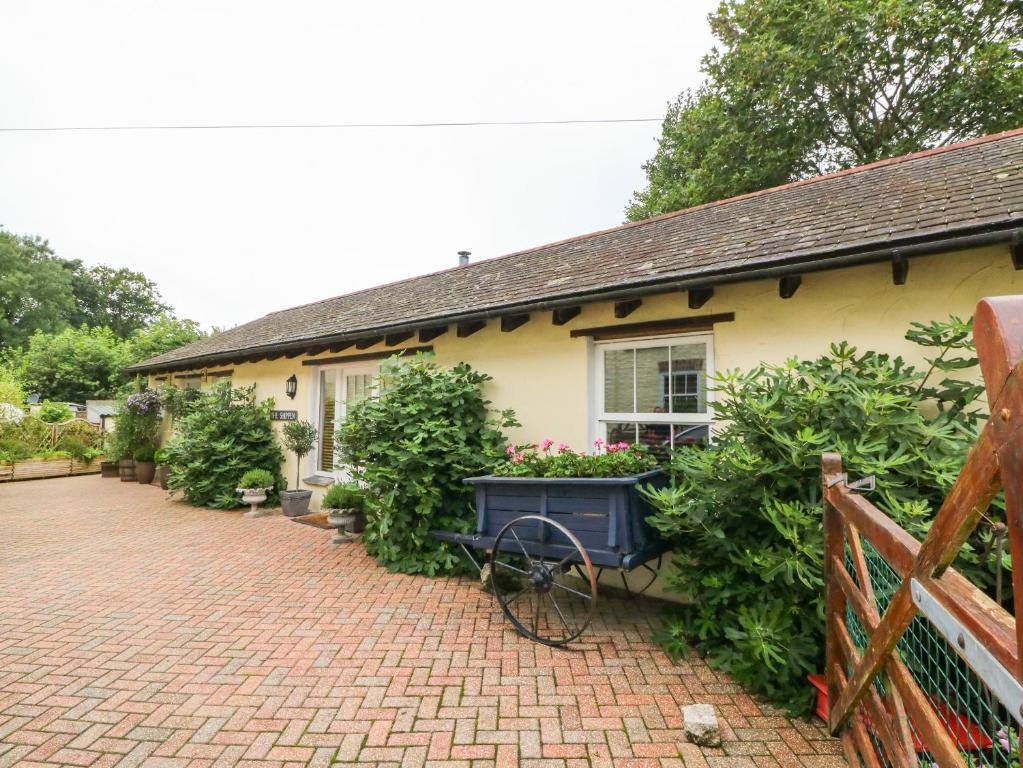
[129,222,1023,374]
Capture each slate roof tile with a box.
[131,129,1023,371]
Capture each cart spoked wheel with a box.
[490,514,598,646]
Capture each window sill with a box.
[303,474,335,487]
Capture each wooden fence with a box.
[823,296,1023,768]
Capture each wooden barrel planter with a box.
[118,459,136,482]
[100,460,119,478]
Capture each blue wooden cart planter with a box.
[431,469,668,646]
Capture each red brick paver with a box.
[0,476,843,767]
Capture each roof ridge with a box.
[268,127,1023,317]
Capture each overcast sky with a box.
[1,1,717,329]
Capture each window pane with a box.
[637,423,672,462]
[605,422,637,446]
[346,374,377,404]
[670,343,707,413]
[319,370,336,472]
[672,423,709,448]
[636,346,670,413]
[603,349,634,412]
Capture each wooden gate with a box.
[823,296,1023,768]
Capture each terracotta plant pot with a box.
[153,465,170,489]
[100,461,119,478]
[135,461,156,484]
[280,489,313,517]
[118,459,136,482]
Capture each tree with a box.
[628,0,1023,220]
[129,315,205,363]
[0,366,24,406]
[66,263,170,338]
[19,326,133,403]
[0,231,75,350]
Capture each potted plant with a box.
[118,452,136,482]
[100,459,119,478]
[237,469,275,517]
[152,448,171,489]
[133,445,157,484]
[280,420,318,517]
[321,482,368,543]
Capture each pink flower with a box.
[997,730,1010,751]
[512,453,524,465]
[593,438,605,450]
[541,438,554,452]
[616,441,630,451]
[506,445,516,456]
[557,443,571,453]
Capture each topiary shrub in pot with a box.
[321,482,368,543]
[237,468,275,517]
[279,420,318,517]
[133,445,157,484]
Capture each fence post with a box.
[975,297,1023,677]
[821,451,845,734]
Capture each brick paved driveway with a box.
[0,476,842,768]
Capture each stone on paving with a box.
[0,475,842,766]
[683,703,722,747]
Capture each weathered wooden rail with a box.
[823,296,1023,768]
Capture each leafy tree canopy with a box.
[128,315,206,363]
[18,326,134,403]
[66,262,170,339]
[628,0,1023,220]
[0,231,75,350]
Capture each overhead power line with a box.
[0,117,662,133]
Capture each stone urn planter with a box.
[118,458,136,482]
[238,487,272,518]
[135,461,156,485]
[281,489,313,517]
[325,508,359,543]
[100,460,119,478]
[153,464,170,489]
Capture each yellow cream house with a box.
[129,129,1023,510]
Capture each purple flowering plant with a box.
[126,388,161,415]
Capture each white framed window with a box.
[311,362,381,477]
[594,333,713,458]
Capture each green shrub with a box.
[0,367,25,407]
[239,468,275,489]
[495,440,657,477]
[61,437,89,460]
[336,355,517,575]
[154,448,168,465]
[0,414,104,462]
[280,420,318,488]
[322,482,367,511]
[642,316,1000,714]
[133,445,156,462]
[163,381,284,508]
[37,401,74,423]
[0,438,33,463]
[160,384,201,421]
